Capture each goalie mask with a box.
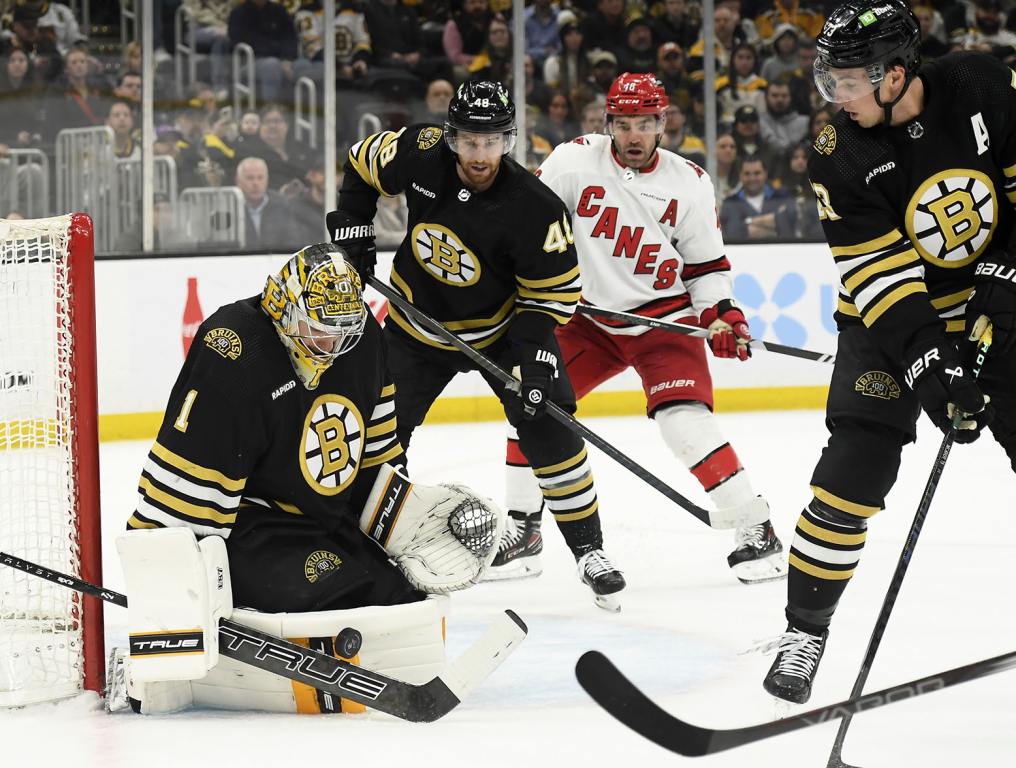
[262,243,368,389]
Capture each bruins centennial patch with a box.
[417,126,443,150]
[814,125,836,155]
[304,550,342,583]
[855,371,900,400]
[203,328,243,360]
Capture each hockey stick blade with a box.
[575,648,1016,756]
[575,304,835,364]
[1,550,526,722]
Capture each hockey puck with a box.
[335,627,363,658]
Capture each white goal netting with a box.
[0,214,95,706]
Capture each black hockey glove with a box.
[902,334,992,444]
[326,210,376,278]
[512,342,559,420]
[966,251,1016,355]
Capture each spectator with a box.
[184,0,232,98]
[468,15,512,83]
[652,0,700,51]
[914,2,950,59]
[581,0,629,54]
[719,0,761,47]
[579,97,605,135]
[758,78,807,163]
[201,106,240,184]
[238,108,260,139]
[122,41,142,75]
[543,11,590,95]
[37,1,88,56]
[618,16,657,73]
[236,103,310,190]
[107,100,139,159]
[112,70,142,114]
[113,193,186,252]
[713,132,741,204]
[687,4,738,77]
[442,0,492,80]
[282,162,329,245]
[365,0,448,85]
[960,0,1016,53]
[228,0,298,105]
[808,105,833,142]
[656,41,695,111]
[235,156,294,251]
[412,77,454,123]
[759,23,799,83]
[525,0,560,73]
[731,103,778,169]
[786,34,820,116]
[658,101,705,165]
[295,0,371,88]
[47,44,105,138]
[6,1,62,84]
[521,53,551,112]
[536,90,581,147]
[583,48,618,98]
[715,41,766,125]
[0,49,43,147]
[753,0,824,42]
[776,141,821,238]
[720,154,795,240]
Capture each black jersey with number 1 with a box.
[338,123,582,350]
[809,51,1016,360]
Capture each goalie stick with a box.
[574,648,1016,756]
[1,550,526,722]
[368,276,726,528]
[575,304,836,364]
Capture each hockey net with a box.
[0,213,103,706]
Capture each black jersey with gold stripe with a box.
[339,123,582,351]
[128,296,404,537]
[809,52,1016,360]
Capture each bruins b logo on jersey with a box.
[411,223,481,286]
[299,394,364,495]
[905,169,997,268]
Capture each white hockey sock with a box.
[504,424,543,514]
[655,402,756,511]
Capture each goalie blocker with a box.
[115,466,505,715]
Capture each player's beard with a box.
[457,155,501,191]
[614,136,659,170]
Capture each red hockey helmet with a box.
[605,72,669,117]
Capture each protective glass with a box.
[814,58,886,103]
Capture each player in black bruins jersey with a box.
[762,0,1016,704]
[116,241,509,714]
[330,80,626,610]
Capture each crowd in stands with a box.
[1,0,1015,251]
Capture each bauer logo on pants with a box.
[854,371,900,400]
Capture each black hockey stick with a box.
[574,647,1016,756]
[0,550,526,722]
[368,276,725,528]
[576,304,836,364]
[825,326,994,768]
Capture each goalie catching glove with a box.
[360,464,507,593]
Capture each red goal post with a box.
[0,213,104,705]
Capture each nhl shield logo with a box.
[855,371,900,400]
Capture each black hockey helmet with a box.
[814,0,920,104]
[444,79,517,155]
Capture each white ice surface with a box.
[2,410,1013,768]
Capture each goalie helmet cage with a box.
[0,213,103,706]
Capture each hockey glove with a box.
[903,335,992,444]
[700,299,751,361]
[511,343,559,420]
[326,209,376,278]
[966,251,1016,355]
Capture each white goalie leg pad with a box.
[360,464,507,593]
[116,529,233,687]
[183,596,450,714]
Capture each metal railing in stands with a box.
[174,3,201,98]
[55,126,116,253]
[358,113,382,140]
[294,77,317,149]
[114,155,178,242]
[233,43,256,117]
[119,0,135,46]
[0,149,50,219]
[178,186,246,249]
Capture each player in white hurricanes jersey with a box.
[486,72,787,586]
